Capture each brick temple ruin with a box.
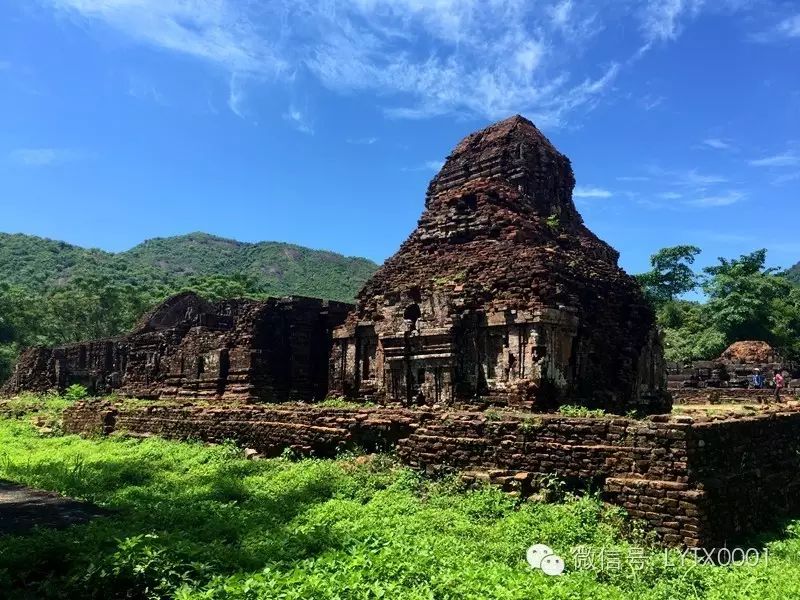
[1,293,352,402]
[330,115,669,414]
[5,115,800,549]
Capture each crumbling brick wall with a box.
[2,293,352,403]
[63,401,800,548]
[686,412,800,546]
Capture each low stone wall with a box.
[686,412,800,546]
[62,401,800,548]
[63,403,423,458]
[671,388,784,404]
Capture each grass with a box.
[0,399,799,598]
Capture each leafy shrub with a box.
[64,384,89,401]
[558,404,607,417]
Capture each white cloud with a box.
[574,185,612,198]
[639,0,705,44]
[773,171,800,185]
[127,72,165,104]
[8,147,87,166]
[616,175,651,182]
[640,94,665,111]
[549,0,573,28]
[777,14,800,37]
[40,0,623,125]
[647,166,728,186]
[686,190,745,207]
[48,0,285,76]
[754,14,800,41]
[658,191,683,199]
[426,160,445,171]
[283,104,314,134]
[702,138,734,150]
[346,137,378,145]
[227,73,248,119]
[749,152,800,167]
[402,160,444,172]
[42,0,758,124]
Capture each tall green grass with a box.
[0,410,798,599]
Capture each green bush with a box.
[64,383,89,401]
[558,405,607,417]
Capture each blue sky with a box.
[1,1,798,276]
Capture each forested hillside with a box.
[786,262,800,285]
[0,232,377,300]
[0,232,378,381]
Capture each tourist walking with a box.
[773,370,785,402]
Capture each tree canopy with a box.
[639,247,800,363]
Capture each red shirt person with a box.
[774,371,785,402]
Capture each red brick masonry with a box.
[63,402,800,548]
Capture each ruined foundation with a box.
[63,401,800,548]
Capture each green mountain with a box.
[0,232,379,302]
[786,263,800,286]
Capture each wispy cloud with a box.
[43,0,764,125]
[346,137,378,145]
[647,166,728,186]
[227,73,248,120]
[574,185,612,199]
[48,0,286,76]
[638,0,704,46]
[658,191,683,199]
[748,152,800,167]
[753,14,800,42]
[640,94,665,111]
[283,104,314,134]
[402,160,444,172]
[127,72,166,105]
[8,147,87,167]
[778,14,800,37]
[33,0,643,126]
[616,175,651,182]
[686,190,746,207]
[702,138,735,151]
[773,171,800,185]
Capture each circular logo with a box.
[541,554,565,576]
[526,544,554,569]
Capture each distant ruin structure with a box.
[668,340,798,403]
[330,115,668,414]
[1,293,351,402]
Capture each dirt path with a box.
[0,480,106,535]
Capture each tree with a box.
[701,249,793,347]
[636,245,701,306]
[176,274,266,302]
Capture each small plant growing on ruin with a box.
[484,408,503,421]
[557,404,606,417]
[63,384,89,401]
[319,396,371,408]
[519,416,542,435]
[545,212,561,230]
